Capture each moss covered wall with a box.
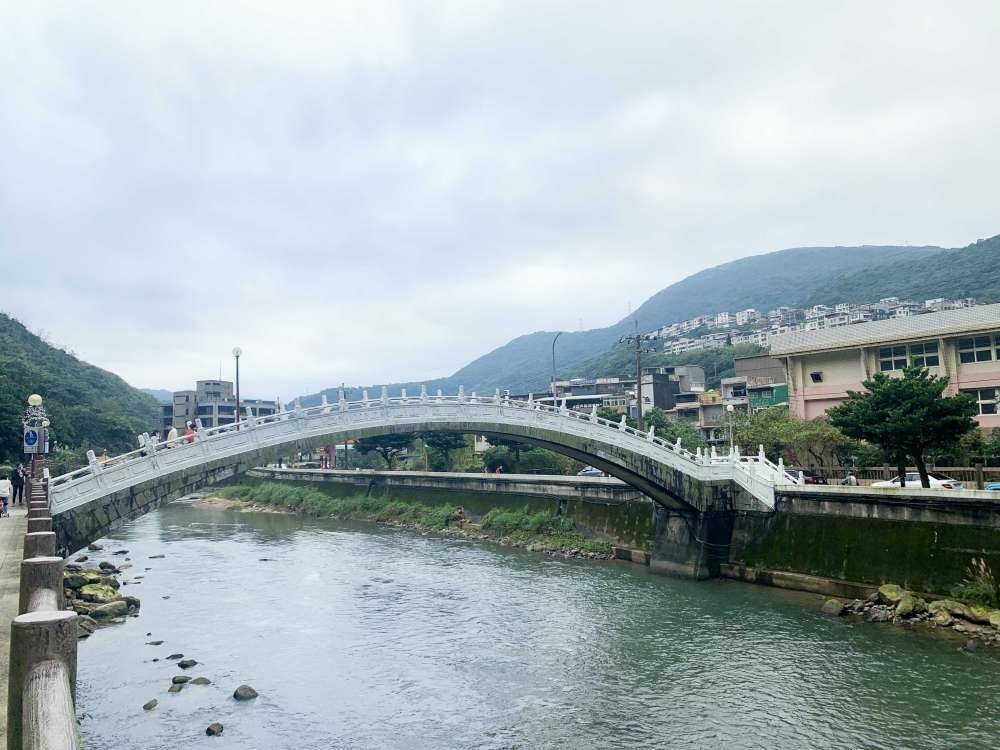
[241,475,656,550]
[731,509,1000,595]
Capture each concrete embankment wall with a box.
[725,487,1000,597]
[245,468,657,550]
[244,470,1000,598]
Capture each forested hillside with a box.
[300,235,1000,402]
[0,314,159,463]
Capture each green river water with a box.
[76,501,1000,749]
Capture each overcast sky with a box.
[2,2,999,399]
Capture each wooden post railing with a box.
[7,461,80,750]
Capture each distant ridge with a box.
[300,236,1000,403]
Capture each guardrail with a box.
[7,466,80,750]
[47,388,800,513]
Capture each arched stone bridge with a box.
[48,389,797,575]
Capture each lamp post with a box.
[551,331,563,398]
[22,394,48,478]
[232,347,242,426]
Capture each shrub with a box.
[951,557,1000,608]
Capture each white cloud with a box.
[1,1,999,395]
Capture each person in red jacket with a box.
[185,422,196,443]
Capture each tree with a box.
[419,432,469,471]
[645,407,706,451]
[483,435,534,465]
[828,366,977,488]
[354,433,415,470]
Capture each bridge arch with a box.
[48,394,792,553]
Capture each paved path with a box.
[0,503,28,741]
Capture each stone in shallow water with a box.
[206,723,224,736]
[191,677,211,685]
[146,640,164,646]
[172,675,192,684]
[179,659,197,669]
[233,684,258,701]
[91,601,128,619]
[166,653,183,660]
[167,683,183,693]
[88,543,103,551]
[143,699,158,711]
[821,599,844,616]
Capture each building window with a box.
[909,341,939,367]
[963,388,997,415]
[958,336,993,364]
[879,345,908,371]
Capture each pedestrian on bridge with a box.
[0,474,11,517]
[11,464,24,505]
[185,422,196,444]
[166,424,178,445]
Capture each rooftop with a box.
[770,303,1000,356]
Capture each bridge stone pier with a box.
[47,390,797,575]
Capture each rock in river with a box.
[78,584,120,604]
[877,584,907,604]
[172,675,192,684]
[143,699,158,711]
[179,659,197,669]
[206,723,224,736]
[166,653,184,660]
[233,684,259,701]
[90,600,128,619]
[821,599,845,616]
[191,677,211,685]
[87,543,104,551]
[167,683,183,693]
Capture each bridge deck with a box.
[0,505,28,740]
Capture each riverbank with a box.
[211,483,617,559]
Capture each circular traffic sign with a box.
[24,429,39,446]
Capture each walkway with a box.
[0,503,28,740]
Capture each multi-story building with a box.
[735,308,759,326]
[667,391,726,445]
[547,366,705,418]
[712,312,733,328]
[770,303,1000,431]
[162,380,279,432]
[720,355,788,415]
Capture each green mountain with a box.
[0,313,160,463]
[301,235,999,403]
[804,234,1000,305]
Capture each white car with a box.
[577,466,605,477]
[871,472,964,489]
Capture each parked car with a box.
[789,467,828,485]
[871,473,964,489]
[577,466,604,477]
[985,482,1000,491]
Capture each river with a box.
[76,501,999,749]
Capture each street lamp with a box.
[23,395,48,477]
[551,331,563,398]
[232,347,243,425]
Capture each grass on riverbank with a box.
[216,483,613,555]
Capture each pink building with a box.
[770,304,1000,431]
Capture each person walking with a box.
[166,423,178,446]
[11,464,24,506]
[0,474,10,518]
[843,471,859,486]
[185,422,196,444]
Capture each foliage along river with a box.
[77,500,999,749]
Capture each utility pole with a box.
[619,322,656,432]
